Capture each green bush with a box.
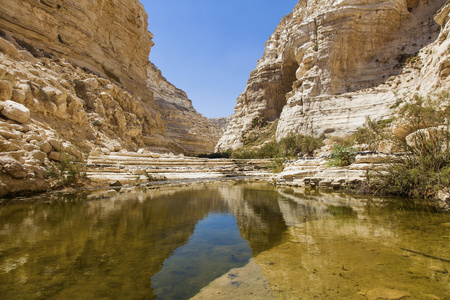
[232,133,325,160]
[366,92,450,200]
[267,158,286,174]
[48,152,87,186]
[327,145,356,167]
[279,133,325,157]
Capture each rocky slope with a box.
[147,62,223,154]
[217,0,450,151]
[210,116,233,131]
[0,0,221,196]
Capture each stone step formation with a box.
[86,151,273,183]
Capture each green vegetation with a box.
[364,92,450,200]
[200,121,325,173]
[240,118,277,147]
[351,117,395,150]
[327,145,356,167]
[232,133,325,160]
[48,152,87,186]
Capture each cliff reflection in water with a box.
[0,184,290,299]
[0,183,448,300]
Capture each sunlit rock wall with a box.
[217,0,450,151]
[146,63,223,155]
[0,0,153,93]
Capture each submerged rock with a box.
[362,287,411,300]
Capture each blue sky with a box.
[140,0,298,118]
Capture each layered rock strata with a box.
[217,0,450,151]
[276,152,450,210]
[0,0,222,196]
[210,116,233,131]
[86,151,271,183]
[0,0,153,93]
[146,63,222,154]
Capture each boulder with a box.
[11,89,26,104]
[0,100,30,124]
[0,129,21,140]
[0,155,28,179]
[19,50,36,63]
[0,80,13,100]
[48,151,62,162]
[37,141,53,153]
[22,143,40,152]
[33,166,48,179]
[47,138,64,152]
[29,150,47,163]
[49,151,76,162]
[0,37,19,59]
[83,78,99,90]
[0,140,21,152]
[405,126,448,149]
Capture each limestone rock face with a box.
[210,116,233,131]
[146,63,223,155]
[0,0,224,195]
[217,0,450,151]
[0,0,153,92]
[0,100,30,124]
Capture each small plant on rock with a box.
[327,145,356,167]
[48,151,87,187]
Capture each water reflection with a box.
[0,183,448,299]
[0,184,290,299]
[152,213,252,299]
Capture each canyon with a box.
[1,0,450,202]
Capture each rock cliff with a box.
[0,0,221,196]
[147,62,223,154]
[217,0,450,151]
[0,0,152,94]
[210,116,233,131]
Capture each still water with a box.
[0,183,449,299]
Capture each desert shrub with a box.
[267,158,286,173]
[327,145,356,167]
[352,117,395,150]
[48,152,87,186]
[241,119,277,147]
[327,135,355,148]
[257,140,279,158]
[233,133,325,160]
[251,116,267,129]
[279,133,325,157]
[367,92,450,200]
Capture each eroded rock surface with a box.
[0,0,222,196]
[0,0,152,93]
[217,0,450,151]
[147,63,222,155]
